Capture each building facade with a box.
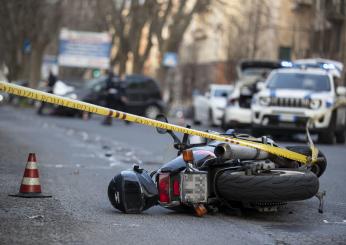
[178,0,346,94]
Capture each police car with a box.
[252,67,346,144]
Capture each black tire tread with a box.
[335,130,346,144]
[318,111,336,144]
[216,170,319,202]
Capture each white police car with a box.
[252,68,346,144]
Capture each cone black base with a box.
[9,193,52,198]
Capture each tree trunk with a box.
[118,54,127,76]
[29,47,44,88]
[132,58,144,74]
[7,54,25,83]
[251,3,260,59]
[20,54,31,80]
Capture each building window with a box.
[278,46,292,60]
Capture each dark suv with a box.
[58,74,165,118]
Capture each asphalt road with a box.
[1,105,346,245]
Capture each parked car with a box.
[252,67,346,144]
[0,72,8,104]
[0,92,6,104]
[192,84,233,126]
[60,74,165,118]
[222,60,284,130]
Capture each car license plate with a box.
[279,114,296,122]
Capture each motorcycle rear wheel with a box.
[216,169,319,203]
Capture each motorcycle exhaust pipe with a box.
[214,143,269,160]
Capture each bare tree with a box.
[97,0,211,75]
[247,0,273,59]
[98,0,157,75]
[217,0,274,61]
[0,0,61,87]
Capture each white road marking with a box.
[323,219,346,224]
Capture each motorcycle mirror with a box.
[155,114,169,134]
[182,124,191,145]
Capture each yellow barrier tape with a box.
[0,81,322,164]
[306,119,318,164]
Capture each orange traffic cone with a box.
[9,153,51,198]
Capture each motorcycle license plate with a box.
[181,172,208,204]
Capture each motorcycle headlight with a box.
[309,99,321,110]
[259,96,271,106]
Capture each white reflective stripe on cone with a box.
[22,177,40,185]
[26,162,38,169]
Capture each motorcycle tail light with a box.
[158,174,170,203]
[173,178,180,196]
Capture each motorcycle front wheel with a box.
[216,169,319,203]
[285,145,327,177]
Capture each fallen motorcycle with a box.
[0,81,331,216]
[108,116,327,216]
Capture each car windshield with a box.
[213,89,230,97]
[267,72,331,91]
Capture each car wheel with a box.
[192,107,201,125]
[144,105,160,119]
[335,130,346,144]
[318,131,334,144]
[209,109,217,127]
[221,117,228,131]
[319,112,336,144]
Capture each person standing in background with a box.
[37,70,57,115]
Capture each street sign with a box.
[22,39,31,54]
[163,52,178,67]
[58,29,112,69]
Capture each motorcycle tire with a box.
[216,169,319,202]
[286,145,327,177]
